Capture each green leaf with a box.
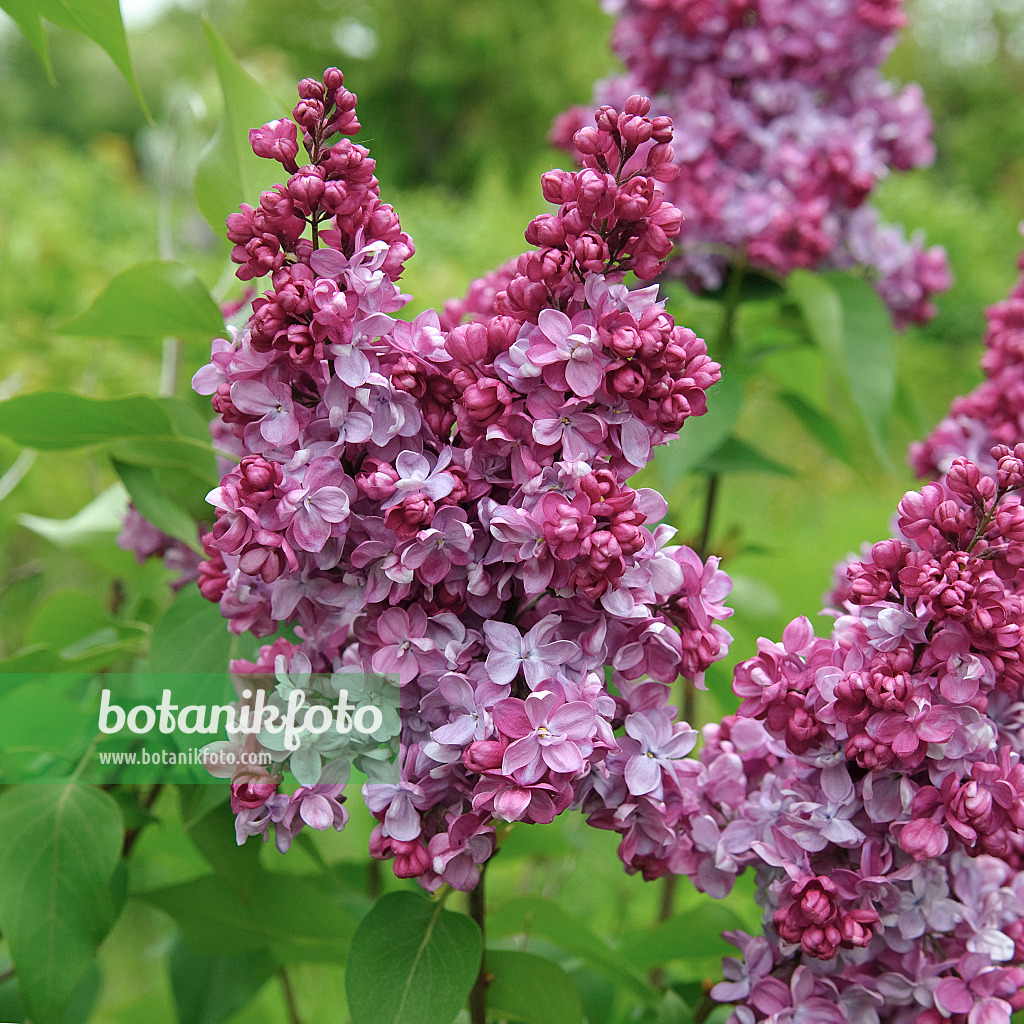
[55,963,101,1024]
[0,0,54,80]
[195,17,288,235]
[486,950,582,1024]
[786,271,842,360]
[110,458,202,552]
[141,872,357,963]
[169,940,277,1024]
[567,966,615,1024]
[346,891,481,1024]
[0,676,98,782]
[776,391,855,467]
[0,392,173,450]
[702,1007,735,1024]
[19,484,128,548]
[822,271,896,438]
[0,971,28,1023]
[653,369,744,483]
[161,395,219,442]
[185,801,263,898]
[657,991,694,1024]
[24,589,118,651]
[488,897,655,1004]
[696,436,793,477]
[149,586,233,674]
[618,904,744,971]
[32,0,147,114]
[60,261,224,341]
[787,270,895,461]
[704,268,786,304]
[0,636,145,676]
[0,785,124,1024]
[496,820,573,859]
[179,784,230,829]
[108,436,218,484]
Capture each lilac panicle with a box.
[670,248,1024,1023]
[549,0,951,329]
[192,70,734,888]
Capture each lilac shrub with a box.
[551,0,952,328]
[191,71,735,887]
[671,258,1024,1023]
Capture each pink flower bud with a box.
[573,126,602,155]
[946,457,982,501]
[541,169,574,204]
[595,105,618,132]
[446,322,489,365]
[899,817,948,860]
[357,459,399,500]
[293,98,325,131]
[384,493,435,540]
[250,119,299,172]
[462,377,511,427]
[464,740,505,773]
[624,95,651,116]
[297,78,325,100]
[996,500,1024,542]
[391,839,432,879]
[287,166,326,211]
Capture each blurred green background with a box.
[2,1,1024,1020]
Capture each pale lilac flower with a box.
[231,379,302,445]
[483,617,580,688]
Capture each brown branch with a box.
[279,967,304,1024]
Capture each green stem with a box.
[694,259,744,562]
[696,473,720,562]
[366,856,382,899]
[966,487,1006,554]
[716,257,745,363]
[660,260,748,928]
[159,337,180,397]
[658,874,677,926]
[468,865,488,1024]
[121,783,164,858]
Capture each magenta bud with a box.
[624,94,651,116]
[297,78,325,100]
[573,126,602,155]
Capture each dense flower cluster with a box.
[665,448,1024,1024]
[664,248,1024,1021]
[191,72,734,887]
[912,250,1024,478]
[550,0,951,328]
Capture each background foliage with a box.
[1,0,1024,1022]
